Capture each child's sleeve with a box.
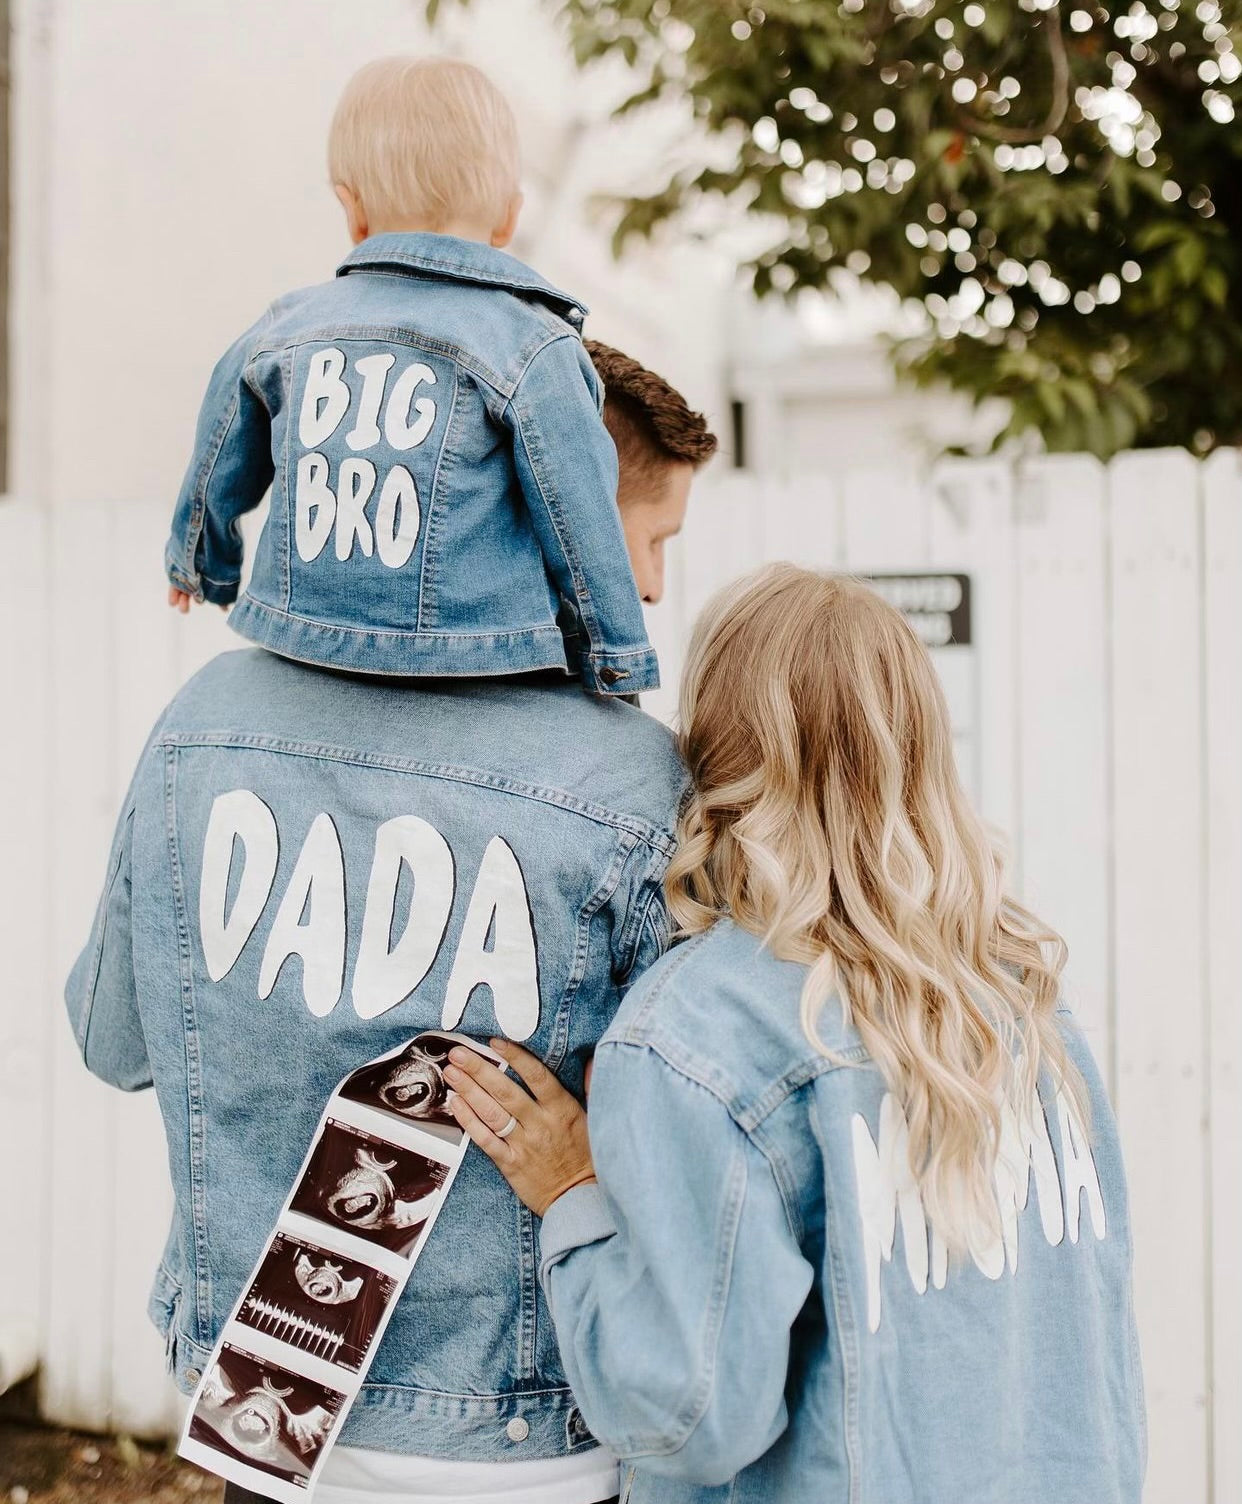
[165,309,277,605]
[505,335,661,696]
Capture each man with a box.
[587,341,717,607]
[65,345,715,1504]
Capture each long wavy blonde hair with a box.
[666,564,1084,1250]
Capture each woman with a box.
[445,565,1145,1504]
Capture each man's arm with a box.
[64,778,152,1092]
[611,833,679,990]
[165,310,276,606]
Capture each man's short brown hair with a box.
[586,340,718,496]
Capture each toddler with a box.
[166,57,658,695]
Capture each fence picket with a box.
[0,501,51,1391]
[41,502,123,1430]
[760,472,842,568]
[1204,450,1242,1504]
[1108,449,1209,1504]
[1013,456,1113,1067]
[930,458,1018,847]
[841,463,930,571]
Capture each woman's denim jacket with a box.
[165,233,658,695]
[64,649,686,1462]
[541,920,1147,1504]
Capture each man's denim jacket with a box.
[64,649,686,1462]
[540,921,1146,1504]
[165,234,659,695]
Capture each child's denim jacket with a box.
[165,233,659,695]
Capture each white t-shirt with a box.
[315,1443,620,1504]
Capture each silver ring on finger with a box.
[495,1114,518,1140]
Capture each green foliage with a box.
[429,0,1242,457]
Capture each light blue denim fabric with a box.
[540,920,1146,1504]
[64,648,686,1462]
[165,233,658,695]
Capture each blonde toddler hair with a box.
[328,56,520,232]
[666,564,1086,1253]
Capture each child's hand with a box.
[445,1040,596,1217]
[168,586,193,614]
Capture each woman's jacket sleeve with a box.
[539,1038,814,1486]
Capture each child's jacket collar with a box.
[337,232,589,330]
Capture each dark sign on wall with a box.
[865,573,972,648]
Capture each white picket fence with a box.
[0,451,1238,1504]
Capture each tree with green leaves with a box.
[430,0,1242,457]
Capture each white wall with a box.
[8,0,735,509]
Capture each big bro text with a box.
[294,347,439,570]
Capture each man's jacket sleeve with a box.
[64,772,153,1093]
[165,308,276,605]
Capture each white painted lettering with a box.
[347,354,396,452]
[994,1095,1064,1273]
[851,1095,931,1334]
[295,453,336,562]
[197,799,543,1039]
[1057,1092,1107,1243]
[353,817,456,1020]
[384,362,438,451]
[258,813,346,1018]
[199,790,279,982]
[442,836,540,1041]
[334,458,376,561]
[854,1085,1106,1333]
[299,348,351,448]
[375,466,420,569]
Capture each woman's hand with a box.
[445,1041,595,1217]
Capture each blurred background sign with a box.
[866,572,972,649]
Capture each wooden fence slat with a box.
[41,501,122,1429]
[681,471,764,620]
[0,500,51,1390]
[657,471,763,722]
[107,502,185,1437]
[1204,450,1242,1504]
[1108,449,1209,1504]
[930,458,1018,850]
[759,471,842,569]
[1013,456,1113,1070]
[841,463,930,572]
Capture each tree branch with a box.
[958,8,1071,143]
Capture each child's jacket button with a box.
[506,1417,530,1443]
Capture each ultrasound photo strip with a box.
[236,1232,397,1372]
[179,1030,506,1504]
